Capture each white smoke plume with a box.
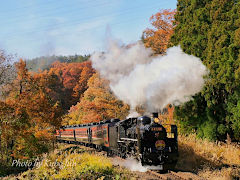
[91,39,207,112]
[127,110,140,119]
[112,157,163,172]
[92,40,152,84]
[112,158,147,172]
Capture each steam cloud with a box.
[91,39,207,112]
[112,157,164,172]
[112,158,148,172]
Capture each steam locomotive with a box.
[56,113,178,170]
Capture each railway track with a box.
[147,170,202,180]
[147,170,177,180]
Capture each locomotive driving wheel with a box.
[117,143,127,159]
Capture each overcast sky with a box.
[0,0,177,59]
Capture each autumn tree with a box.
[0,50,12,85]
[1,59,63,160]
[142,9,176,54]
[0,50,15,165]
[65,73,129,125]
[47,61,95,111]
[73,65,95,99]
[0,101,15,164]
[0,50,15,99]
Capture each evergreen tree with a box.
[171,0,240,141]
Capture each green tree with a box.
[170,0,240,141]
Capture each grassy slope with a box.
[177,134,240,179]
[5,145,134,180]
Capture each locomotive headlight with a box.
[155,140,165,150]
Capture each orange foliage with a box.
[65,73,129,125]
[15,59,28,81]
[1,59,95,159]
[143,9,176,54]
[1,59,63,159]
[159,104,175,125]
[73,65,95,98]
[46,61,95,111]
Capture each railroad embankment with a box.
[3,135,240,180]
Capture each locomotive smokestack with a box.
[152,112,158,118]
[152,112,160,124]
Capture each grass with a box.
[177,134,240,179]
[4,145,134,180]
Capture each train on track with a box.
[56,113,178,171]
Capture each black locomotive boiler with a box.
[56,113,178,170]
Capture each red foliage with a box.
[143,9,176,54]
[37,61,95,111]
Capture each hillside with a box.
[26,54,90,72]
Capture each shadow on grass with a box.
[60,145,85,154]
[58,144,97,155]
[0,163,28,177]
[175,143,239,174]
